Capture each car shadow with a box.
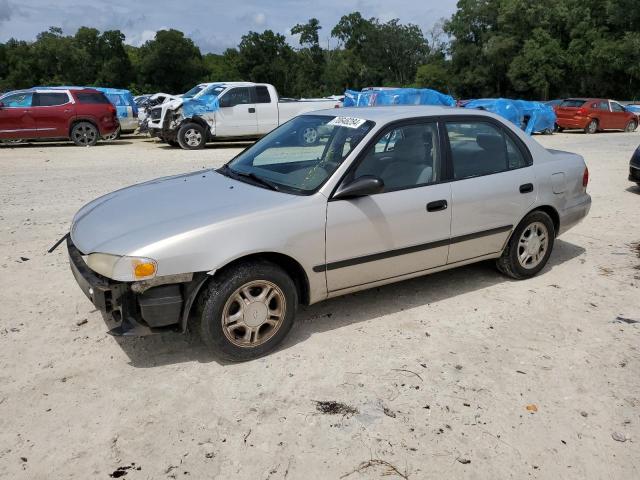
[114,238,586,368]
[626,184,640,194]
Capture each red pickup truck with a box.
[0,87,119,146]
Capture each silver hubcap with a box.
[627,122,636,132]
[104,127,120,141]
[184,128,202,147]
[302,127,317,144]
[588,121,597,133]
[517,222,549,269]
[73,125,96,145]
[222,280,286,348]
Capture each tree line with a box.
[1,1,639,100]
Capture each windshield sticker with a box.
[327,116,367,129]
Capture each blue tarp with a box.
[94,87,138,119]
[463,98,556,134]
[626,105,640,114]
[182,83,223,118]
[343,88,455,108]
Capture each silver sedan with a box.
[67,106,591,361]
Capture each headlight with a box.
[86,253,157,281]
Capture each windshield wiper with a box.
[220,165,280,192]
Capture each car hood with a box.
[71,170,292,255]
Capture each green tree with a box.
[137,29,206,93]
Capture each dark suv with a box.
[0,88,119,146]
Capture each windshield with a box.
[183,84,206,98]
[225,115,374,194]
[194,84,226,99]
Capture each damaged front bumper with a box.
[68,238,188,336]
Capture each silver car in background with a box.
[67,106,591,361]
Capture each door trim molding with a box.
[313,224,512,273]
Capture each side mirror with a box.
[333,175,384,200]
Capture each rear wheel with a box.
[193,261,297,361]
[625,120,637,132]
[71,122,98,146]
[103,126,121,141]
[177,122,206,149]
[584,119,598,134]
[496,211,555,280]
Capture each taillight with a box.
[577,108,587,116]
[582,167,589,188]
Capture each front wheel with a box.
[177,123,206,149]
[194,261,298,361]
[496,211,555,280]
[625,120,637,132]
[71,122,99,146]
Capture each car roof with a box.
[302,105,495,122]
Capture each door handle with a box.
[426,200,448,212]
[519,183,534,194]
[248,107,256,113]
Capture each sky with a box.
[0,0,459,53]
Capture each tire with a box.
[298,125,319,145]
[167,139,180,147]
[556,125,564,132]
[71,121,99,146]
[103,126,121,141]
[193,261,298,361]
[177,122,206,149]
[625,120,637,133]
[496,211,555,280]
[584,119,598,134]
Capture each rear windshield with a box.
[560,99,587,108]
[76,92,110,104]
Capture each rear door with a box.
[0,91,35,139]
[215,87,258,137]
[31,91,75,137]
[253,86,278,134]
[444,118,536,263]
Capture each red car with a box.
[0,88,119,146]
[555,98,638,134]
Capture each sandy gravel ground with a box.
[0,132,639,479]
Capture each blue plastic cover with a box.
[182,83,224,118]
[463,98,556,134]
[625,104,640,114]
[343,88,455,108]
[95,87,138,119]
[514,100,557,135]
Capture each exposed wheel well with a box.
[528,205,560,237]
[213,252,310,305]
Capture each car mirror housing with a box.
[333,175,385,200]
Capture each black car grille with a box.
[150,108,162,120]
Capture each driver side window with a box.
[353,122,440,192]
[219,88,251,108]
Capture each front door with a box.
[0,91,35,139]
[31,91,75,137]
[610,101,628,129]
[215,87,258,137]
[444,119,536,263]
[325,122,451,292]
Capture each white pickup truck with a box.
[147,82,342,149]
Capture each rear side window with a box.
[446,121,530,180]
[255,86,271,104]
[1,92,33,107]
[560,99,587,108]
[76,92,110,104]
[33,92,69,107]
